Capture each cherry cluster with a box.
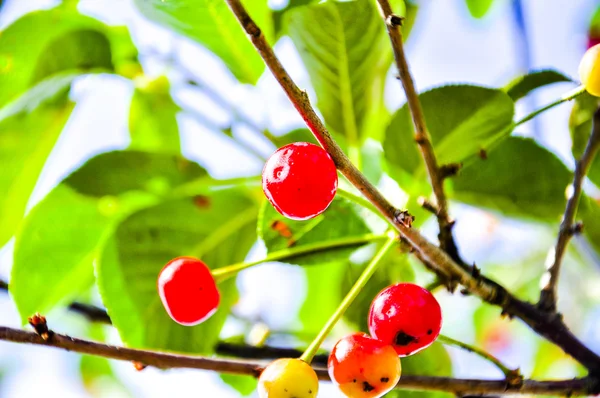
[152,43,600,398]
[155,142,443,397]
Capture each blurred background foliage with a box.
[0,0,599,397]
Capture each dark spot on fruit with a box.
[427,329,433,335]
[381,377,389,383]
[363,381,375,392]
[193,195,211,208]
[395,331,417,346]
[353,379,357,383]
[308,390,312,394]
[284,388,288,392]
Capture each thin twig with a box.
[538,107,600,312]
[222,0,600,375]
[0,326,597,396]
[374,0,463,265]
[438,335,519,380]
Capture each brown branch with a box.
[222,0,600,375]
[538,107,600,312]
[0,325,597,396]
[374,0,463,265]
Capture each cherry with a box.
[258,358,319,398]
[262,142,338,220]
[579,43,600,97]
[328,333,401,398]
[157,256,220,326]
[368,283,442,357]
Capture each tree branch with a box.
[222,0,600,375]
[374,0,463,265]
[0,325,597,396]
[539,107,600,312]
[0,279,517,374]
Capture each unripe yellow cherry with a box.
[258,358,319,398]
[579,43,600,97]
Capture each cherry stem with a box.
[437,335,519,378]
[511,84,586,130]
[211,232,389,282]
[299,234,397,364]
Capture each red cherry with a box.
[368,283,442,357]
[262,142,338,220]
[157,256,220,326]
[328,333,401,398]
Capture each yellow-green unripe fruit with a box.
[258,358,319,398]
[579,43,600,97]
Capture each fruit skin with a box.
[579,43,600,97]
[262,142,338,220]
[328,333,401,398]
[368,283,442,357]
[157,256,220,326]
[258,358,319,398]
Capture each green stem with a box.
[211,232,388,282]
[512,84,586,129]
[299,235,397,363]
[437,335,517,377]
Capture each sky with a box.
[0,0,598,396]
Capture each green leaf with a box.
[452,137,572,221]
[133,0,271,84]
[383,85,514,181]
[97,189,258,353]
[272,0,314,38]
[570,92,600,187]
[504,70,572,101]
[267,128,318,148]
[11,185,113,322]
[129,76,181,153]
[532,340,586,379]
[465,0,494,19]
[258,198,372,266]
[259,197,372,334]
[402,0,419,41]
[10,151,206,322]
[0,91,74,248]
[387,342,453,398]
[578,196,600,258]
[220,374,257,396]
[343,246,414,332]
[285,0,391,144]
[589,4,600,38]
[64,151,206,197]
[300,261,347,334]
[0,6,138,107]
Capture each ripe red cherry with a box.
[262,142,338,220]
[368,283,442,357]
[157,257,220,326]
[328,333,401,398]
